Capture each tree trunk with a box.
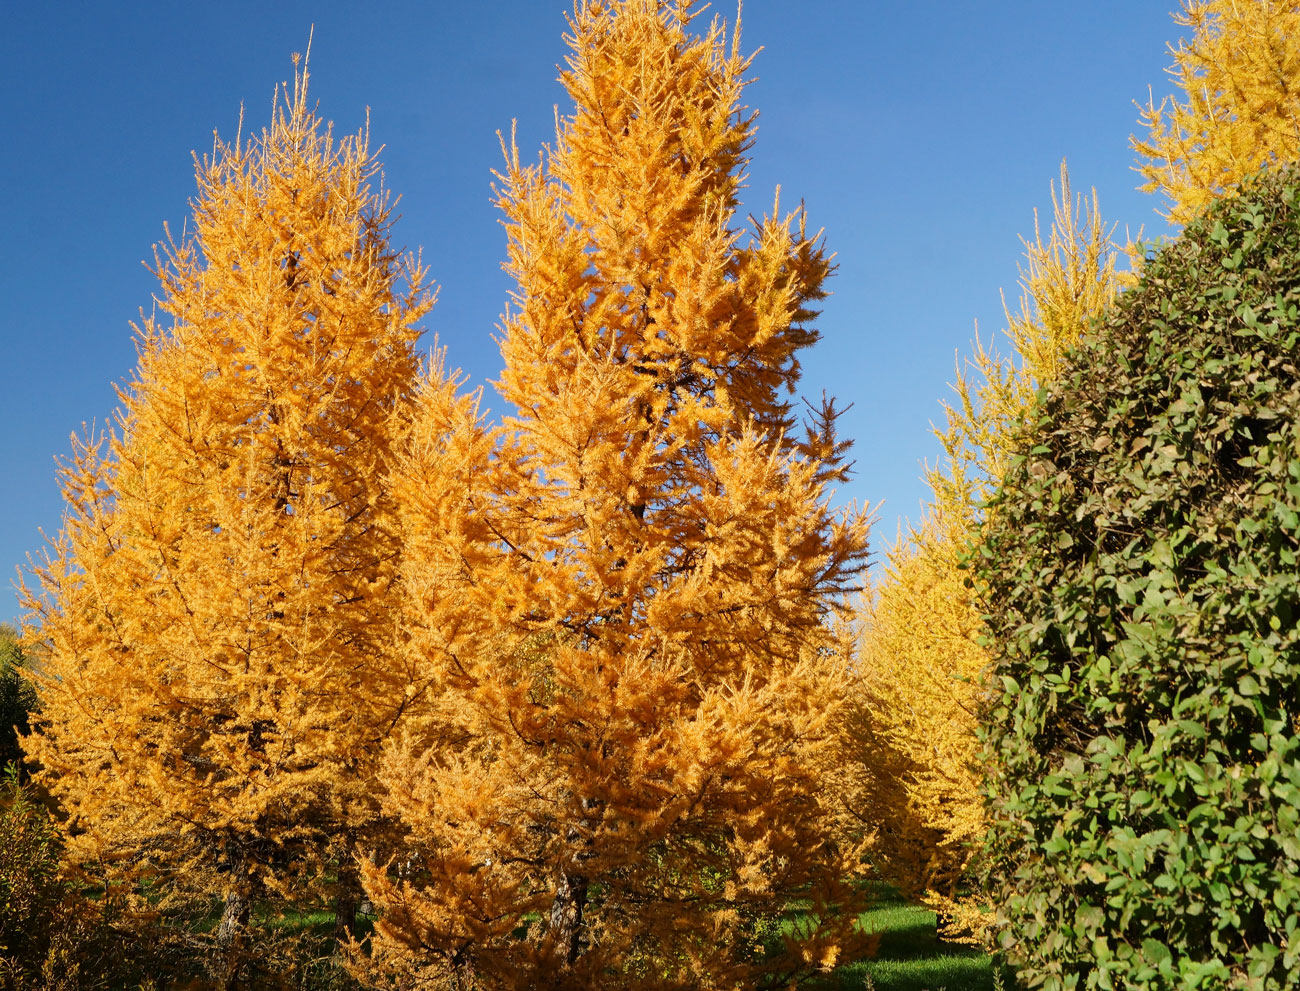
[212,883,252,990]
[332,866,363,944]
[934,910,952,944]
[548,869,589,966]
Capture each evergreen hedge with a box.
[977,167,1300,990]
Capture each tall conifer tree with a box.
[358,3,870,988]
[23,60,432,987]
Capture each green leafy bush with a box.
[977,167,1300,990]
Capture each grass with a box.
[809,889,998,991]
[275,888,999,991]
[95,887,1001,990]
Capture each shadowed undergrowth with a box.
[811,888,997,991]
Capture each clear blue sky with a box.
[0,1,1180,623]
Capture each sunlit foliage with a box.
[932,164,1121,523]
[1135,0,1300,226]
[843,164,1120,944]
[355,3,871,988]
[22,61,432,988]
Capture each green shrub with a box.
[0,768,63,983]
[977,167,1300,990]
[0,626,37,774]
[0,772,166,990]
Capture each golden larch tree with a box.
[933,165,1120,518]
[1135,0,1300,225]
[842,165,1120,944]
[356,2,871,989]
[22,61,432,987]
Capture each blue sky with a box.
[0,2,1180,623]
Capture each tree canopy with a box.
[1135,0,1300,225]
[22,60,432,988]
[356,3,870,988]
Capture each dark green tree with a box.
[0,626,37,773]
[0,770,158,991]
[978,166,1300,989]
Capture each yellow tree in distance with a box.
[22,59,433,988]
[844,163,1120,944]
[1135,0,1300,225]
[356,2,872,988]
[933,163,1120,520]
[855,0,1300,942]
[851,0,1300,949]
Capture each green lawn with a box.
[812,890,998,991]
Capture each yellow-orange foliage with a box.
[22,63,432,986]
[356,3,871,988]
[934,164,1120,520]
[844,165,1119,944]
[1135,0,1300,226]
